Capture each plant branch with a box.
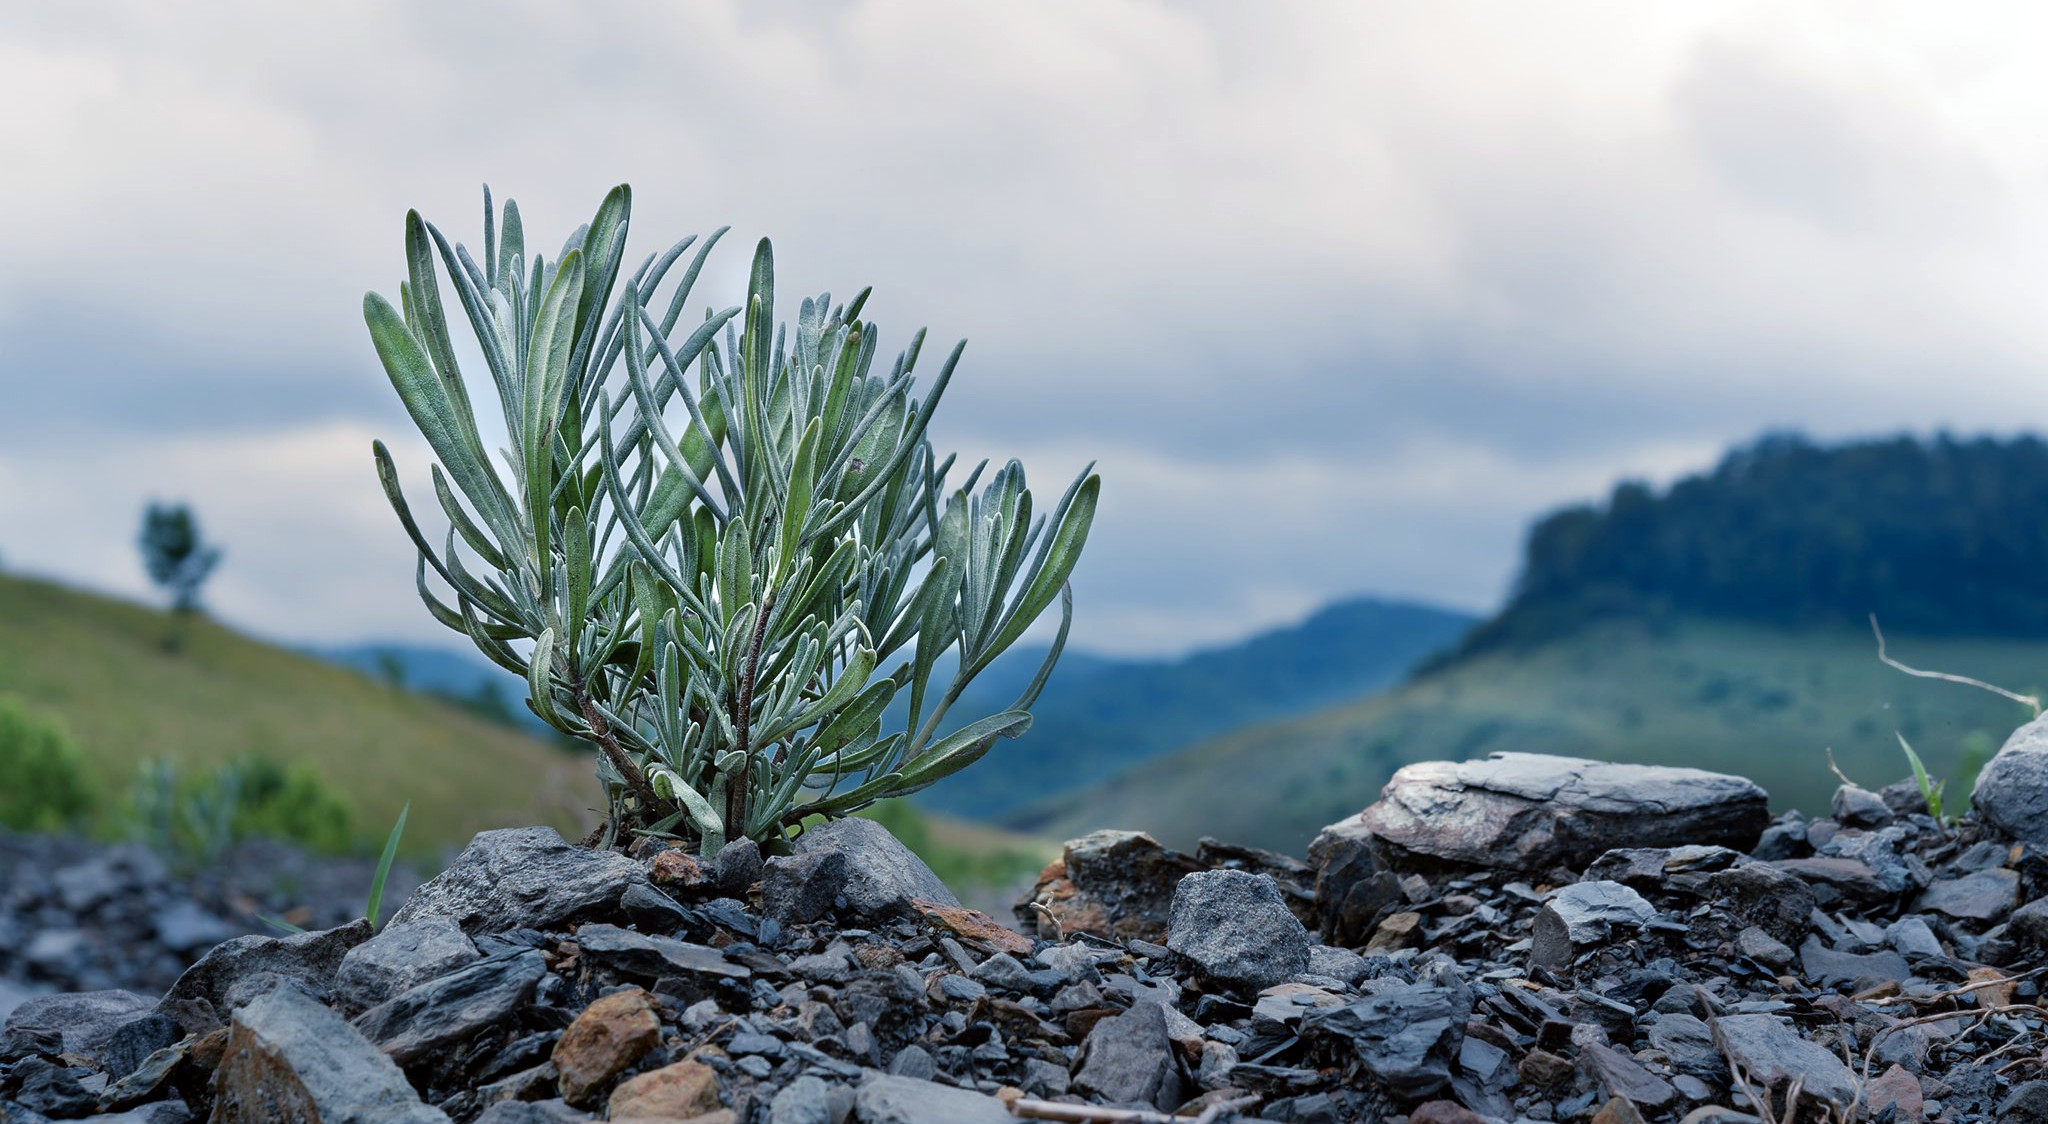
[728,585,779,833]
[1872,613,2041,715]
[575,678,664,819]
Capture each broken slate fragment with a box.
[571,923,751,982]
[1530,881,1656,970]
[1915,867,2018,921]
[1166,869,1310,993]
[331,917,482,1016]
[1071,1001,1186,1111]
[387,827,648,935]
[853,1073,1013,1124]
[211,983,450,1123]
[1710,1013,1858,1108]
[157,919,372,1015]
[1301,983,1464,1098]
[791,817,958,918]
[1797,937,1909,991]
[352,949,546,1065]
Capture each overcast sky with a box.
[7,2,2048,656]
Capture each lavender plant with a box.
[364,186,1097,853]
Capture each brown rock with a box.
[650,849,709,888]
[1969,965,2016,1009]
[609,1059,722,1120]
[554,986,662,1107]
[1365,911,1423,953]
[1865,1063,1924,1123]
[1409,1100,1488,1124]
[916,900,1034,956]
[1590,1097,1647,1124]
[1518,1048,1574,1087]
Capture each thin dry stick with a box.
[1871,613,2042,715]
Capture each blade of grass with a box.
[365,801,410,928]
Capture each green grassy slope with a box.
[0,573,591,851]
[1017,617,2042,854]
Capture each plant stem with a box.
[727,587,778,835]
[574,680,664,822]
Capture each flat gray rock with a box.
[1071,1001,1184,1111]
[387,827,647,935]
[1711,1013,1857,1109]
[332,917,482,1015]
[1301,982,1464,1098]
[1166,869,1309,993]
[2,989,154,1063]
[854,1073,1013,1124]
[1530,880,1656,970]
[351,949,547,1065]
[1798,937,1909,990]
[1974,713,2048,845]
[1916,867,2018,920]
[1327,752,1770,871]
[212,984,450,1123]
[571,923,751,980]
[158,919,373,1015]
[791,818,958,918]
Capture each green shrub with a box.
[125,754,357,864]
[0,699,94,831]
[365,185,1098,853]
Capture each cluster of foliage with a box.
[1466,433,2048,653]
[126,755,357,865]
[138,502,222,616]
[0,699,94,832]
[366,186,1098,852]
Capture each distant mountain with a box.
[916,597,1478,820]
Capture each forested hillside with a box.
[1460,432,2048,653]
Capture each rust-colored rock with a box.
[1364,911,1423,953]
[1015,830,1204,942]
[650,849,709,888]
[917,900,1033,955]
[553,986,662,1107]
[608,1058,722,1120]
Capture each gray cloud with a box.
[5,2,2048,654]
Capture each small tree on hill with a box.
[139,503,223,651]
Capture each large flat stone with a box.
[1324,753,1769,872]
[157,919,373,1015]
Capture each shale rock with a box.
[211,983,450,1123]
[1,990,155,1066]
[790,817,957,918]
[1974,711,2048,845]
[388,827,646,935]
[331,917,481,1016]
[1329,752,1770,871]
[157,919,371,1015]
[351,949,546,1065]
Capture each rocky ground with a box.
[10,721,2048,1124]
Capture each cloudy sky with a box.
[7,2,2048,657]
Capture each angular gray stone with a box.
[1307,944,1369,986]
[791,818,958,918]
[2014,896,2048,946]
[967,952,1033,993]
[332,917,482,1015]
[762,850,850,925]
[388,827,647,935]
[1647,1012,1726,1082]
[1734,926,1794,969]
[712,836,764,895]
[211,983,451,1123]
[158,919,373,1015]
[771,1074,832,1124]
[1071,1002,1185,1111]
[1710,1013,1857,1108]
[1915,867,2018,921]
[1831,783,1894,828]
[571,923,750,980]
[1,990,154,1064]
[1302,983,1464,1098]
[1887,915,1946,959]
[1529,880,1656,970]
[1798,937,1909,990]
[1331,752,1770,871]
[1166,869,1309,993]
[853,1073,1013,1124]
[1580,1040,1678,1111]
[1704,862,1816,946]
[351,949,546,1065]
[1978,715,2048,845]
